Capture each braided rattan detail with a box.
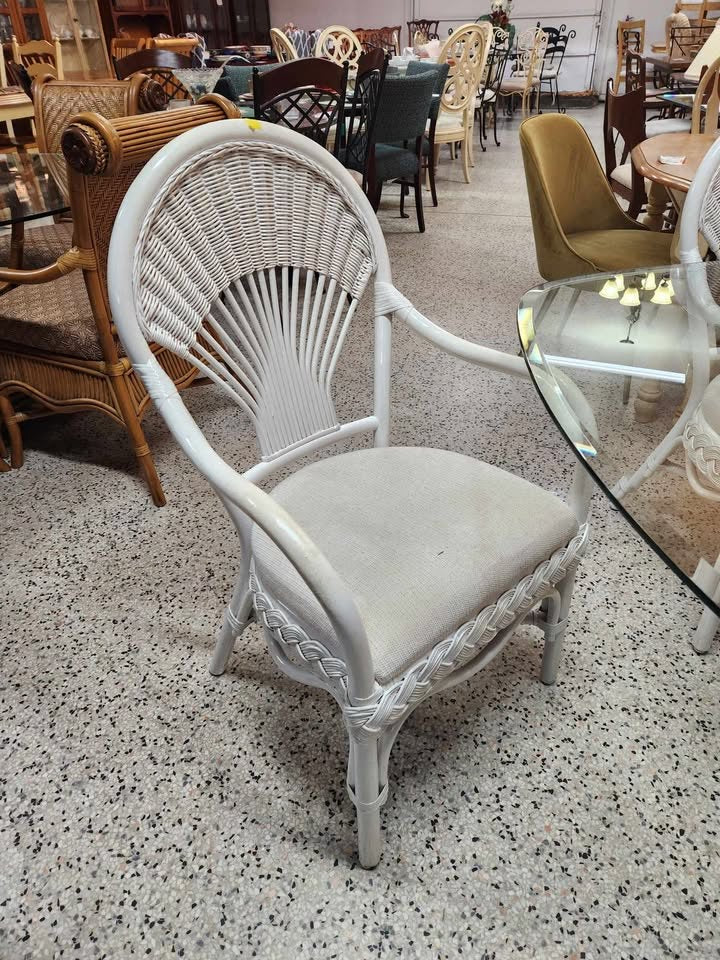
[684,421,720,492]
[62,123,110,175]
[250,523,588,738]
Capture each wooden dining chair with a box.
[603,77,648,219]
[433,22,492,183]
[11,36,63,81]
[407,19,439,46]
[269,27,299,63]
[614,19,645,91]
[110,37,146,60]
[692,54,720,133]
[146,36,199,58]
[353,27,401,56]
[0,94,241,497]
[314,25,363,69]
[113,49,192,100]
[253,58,348,156]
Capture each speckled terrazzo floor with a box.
[2,108,720,959]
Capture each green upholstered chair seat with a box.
[367,143,419,180]
[567,229,674,272]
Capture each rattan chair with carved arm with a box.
[0,94,241,502]
[105,116,593,867]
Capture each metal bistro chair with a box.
[253,58,348,156]
[539,23,576,114]
[475,27,511,149]
[343,47,388,193]
[106,116,590,868]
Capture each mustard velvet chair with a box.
[520,113,674,281]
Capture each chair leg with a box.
[349,736,383,868]
[0,394,23,468]
[461,135,471,184]
[210,579,254,675]
[693,606,720,653]
[112,371,166,507]
[493,105,500,147]
[428,151,438,207]
[413,171,425,232]
[540,568,577,685]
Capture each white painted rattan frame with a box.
[108,118,593,868]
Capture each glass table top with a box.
[519,263,720,617]
[0,151,69,227]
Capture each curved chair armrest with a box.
[131,353,377,703]
[377,280,598,522]
[0,245,94,285]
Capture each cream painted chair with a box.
[498,26,548,118]
[432,22,492,183]
[614,19,644,90]
[314,25,363,69]
[270,27,299,63]
[107,117,590,868]
[691,53,720,132]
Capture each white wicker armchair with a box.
[107,119,590,867]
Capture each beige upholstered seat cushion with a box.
[252,447,579,685]
[0,222,72,270]
[567,228,674,272]
[610,161,633,190]
[0,224,102,360]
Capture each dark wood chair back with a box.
[113,49,193,100]
[253,58,349,157]
[603,77,647,217]
[407,19,440,46]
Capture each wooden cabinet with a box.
[170,0,269,49]
[0,0,50,44]
[44,0,112,77]
[99,0,173,49]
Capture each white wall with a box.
[266,0,667,94]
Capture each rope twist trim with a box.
[250,523,588,737]
[684,421,720,491]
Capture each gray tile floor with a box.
[2,108,719,959]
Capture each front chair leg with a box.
[210,580,253,675]
[413,172,425,232]
[348,735,384,868]
[540,568,577,685]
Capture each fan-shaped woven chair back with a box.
[315,25,363,67]
[270,27,299,63]
[437,22,492,114]
[114,120,388,461]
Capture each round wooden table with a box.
[631,132,719,241]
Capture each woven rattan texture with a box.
[39,85,131,154]
[700,164,720,255]
[87,162,146,287]
[134,140,376,344]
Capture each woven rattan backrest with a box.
[693,54,720,132]
[60,96,241,320]
[33,75,165,155]
[270,27,299,62]
[437,22,492,114]
[107,121,381,461]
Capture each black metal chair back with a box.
[345,49,389,190]
[253,58,349,157]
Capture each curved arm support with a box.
[0,246,95,285]
[133,355,377,703]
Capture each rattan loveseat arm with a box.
[60,94,241,176]
[0,245,95,284]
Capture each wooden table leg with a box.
[642,180,668,231]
